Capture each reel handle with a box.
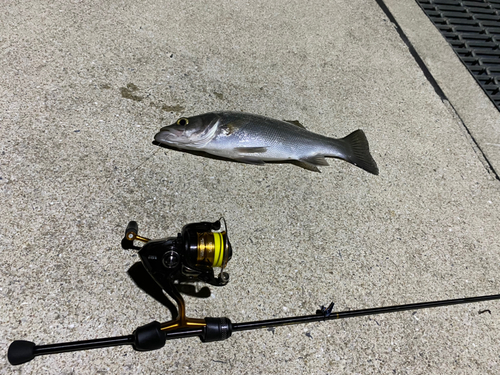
[121,221,150,249]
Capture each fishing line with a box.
[119,147,162,182]
[32,142,164,300]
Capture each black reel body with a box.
[123,219,232,320]
[135,223,231,288]
[123,220,231,285]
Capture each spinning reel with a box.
[8,218,500,366]
[121,218,232,334]
[9,219,234,365]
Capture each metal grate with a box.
[416,0,500,110]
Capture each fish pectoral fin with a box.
[233,146,268,154]
[233,157,266,165]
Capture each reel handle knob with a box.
[122,221,140,249]
[125,221,139,237]
[8,340,36,365]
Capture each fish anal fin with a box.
[233,157,266,165]
[302,155,330,166]
[293,160,322,172]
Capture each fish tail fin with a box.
[340,130,379,175]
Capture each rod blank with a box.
[233,294,500,332]
[8,293,500,366]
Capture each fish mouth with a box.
[154,129,184,144]
[153,131,168,144]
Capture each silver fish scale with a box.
[209,112,337,161]
[154,111,378,174]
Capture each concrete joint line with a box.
[375,0,500,182]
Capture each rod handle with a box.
[133,321,166,351]
[202,317,233,342]
[8,340,36,365]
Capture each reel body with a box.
[127,220,231,287]
[123,219,231,320]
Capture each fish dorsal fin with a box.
[284,120,306,129]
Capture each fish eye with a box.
[177,118,189,126]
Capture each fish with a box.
[154,111,379,175]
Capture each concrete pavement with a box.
[1,0,499,373]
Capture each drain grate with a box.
[416,0,500,110]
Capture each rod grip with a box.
[202,317,232,342]
[132,321,166,351]
[8,340,36,365]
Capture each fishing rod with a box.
[8,219,500,365]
